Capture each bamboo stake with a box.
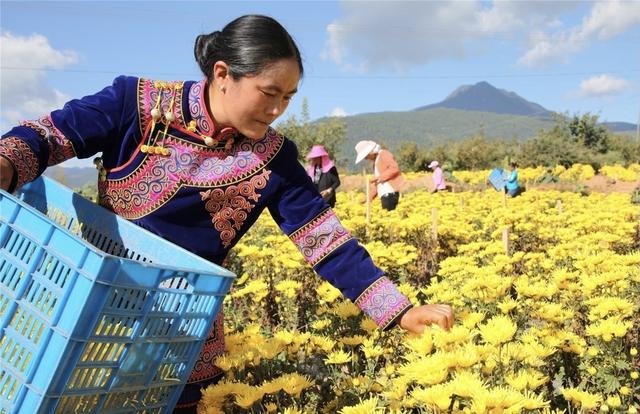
[431,208,438,242]
[364,168,371,224]
[556,199,563,214]
[502,227,510,255]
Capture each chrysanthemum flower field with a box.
[200,172,639,414]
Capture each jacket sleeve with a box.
[376,150,401,183]
[0,76,137,190]
[328,166,341,191]
[268,140,412,329]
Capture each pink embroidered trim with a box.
[99,132,284,219]
[137,79,185,135]
[289,209,352,267]
[21,115,75,166]
[188,79,215,136]
[188,311,225,383]
[200,169,270,248]
[0,137,39,189]
[355,277,412,329]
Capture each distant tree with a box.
[75,182,98,203]
[608,134,640,165]
[419,144,450,171]
[518,129,590,168]
[397,142,420,172]
[552,112,611,154]
[453,135,505,170]
[277,98,347,162]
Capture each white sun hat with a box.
[428,160,439,169]
[354,140,378,164]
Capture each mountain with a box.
[414,81,553,118]
[311,81,638,158]
[336,108,554,150]
[601,121,638,133]
[44,167,97,189]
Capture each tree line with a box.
[279,101,639,173]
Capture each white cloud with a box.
[322,1,638,72]
[0,31,78,128]
[322,1,479,72]
[578,74,629,97]
[519,0,640,66]
[330,107,347,117]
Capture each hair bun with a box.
[194,31,222,75]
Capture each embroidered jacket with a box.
[0,76,412,371]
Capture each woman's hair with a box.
[510,162,518,168]
[194,15,303,81]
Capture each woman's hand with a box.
[399,304,454,334]
[320,188,332,199]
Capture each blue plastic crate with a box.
[488,168,506,192]
[0,177,235,414]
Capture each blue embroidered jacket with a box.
[0,76,412,329]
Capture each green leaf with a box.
[603,374,621,393]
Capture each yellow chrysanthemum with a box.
[412,384,453,411]
[339,397,381,414]
[478,315,517,345]
[561,387,602,410]
[325,349,352,365]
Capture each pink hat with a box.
[354,140,378,164]
[306,145,329,159]
[428,161,439,169]
[305,145,335,176]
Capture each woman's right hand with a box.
[0,157,15,191]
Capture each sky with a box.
[1,0,639,168]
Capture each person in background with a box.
[305,144,340,208]
[428,160,448,193]
[0,14,453,413]
[505,161,521,197]
[354,140,405,211]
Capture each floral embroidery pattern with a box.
[355,277,412,329]
[188,311,225,383]
[200,169,270,248]
[21,116,75,166]
[188,80,214,136]
[0,137,39,188]
[100,132,283,219]
[289,209,352,267]
[137,78,185,135]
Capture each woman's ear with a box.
[213,61,230,91]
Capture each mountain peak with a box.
[416,81,552,118]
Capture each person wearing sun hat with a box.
[306,144,340,207]
[354,140,405,211]
[428,160,448,193]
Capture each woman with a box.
[505,162,521,197]
[305,144,340,207]
[428,160,448,193]
[0,15,454,413]
[354,140,405,211]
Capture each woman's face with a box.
[216,58,300,140]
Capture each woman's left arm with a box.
[267,140,452,332]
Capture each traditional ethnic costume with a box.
[0,76,413,411]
